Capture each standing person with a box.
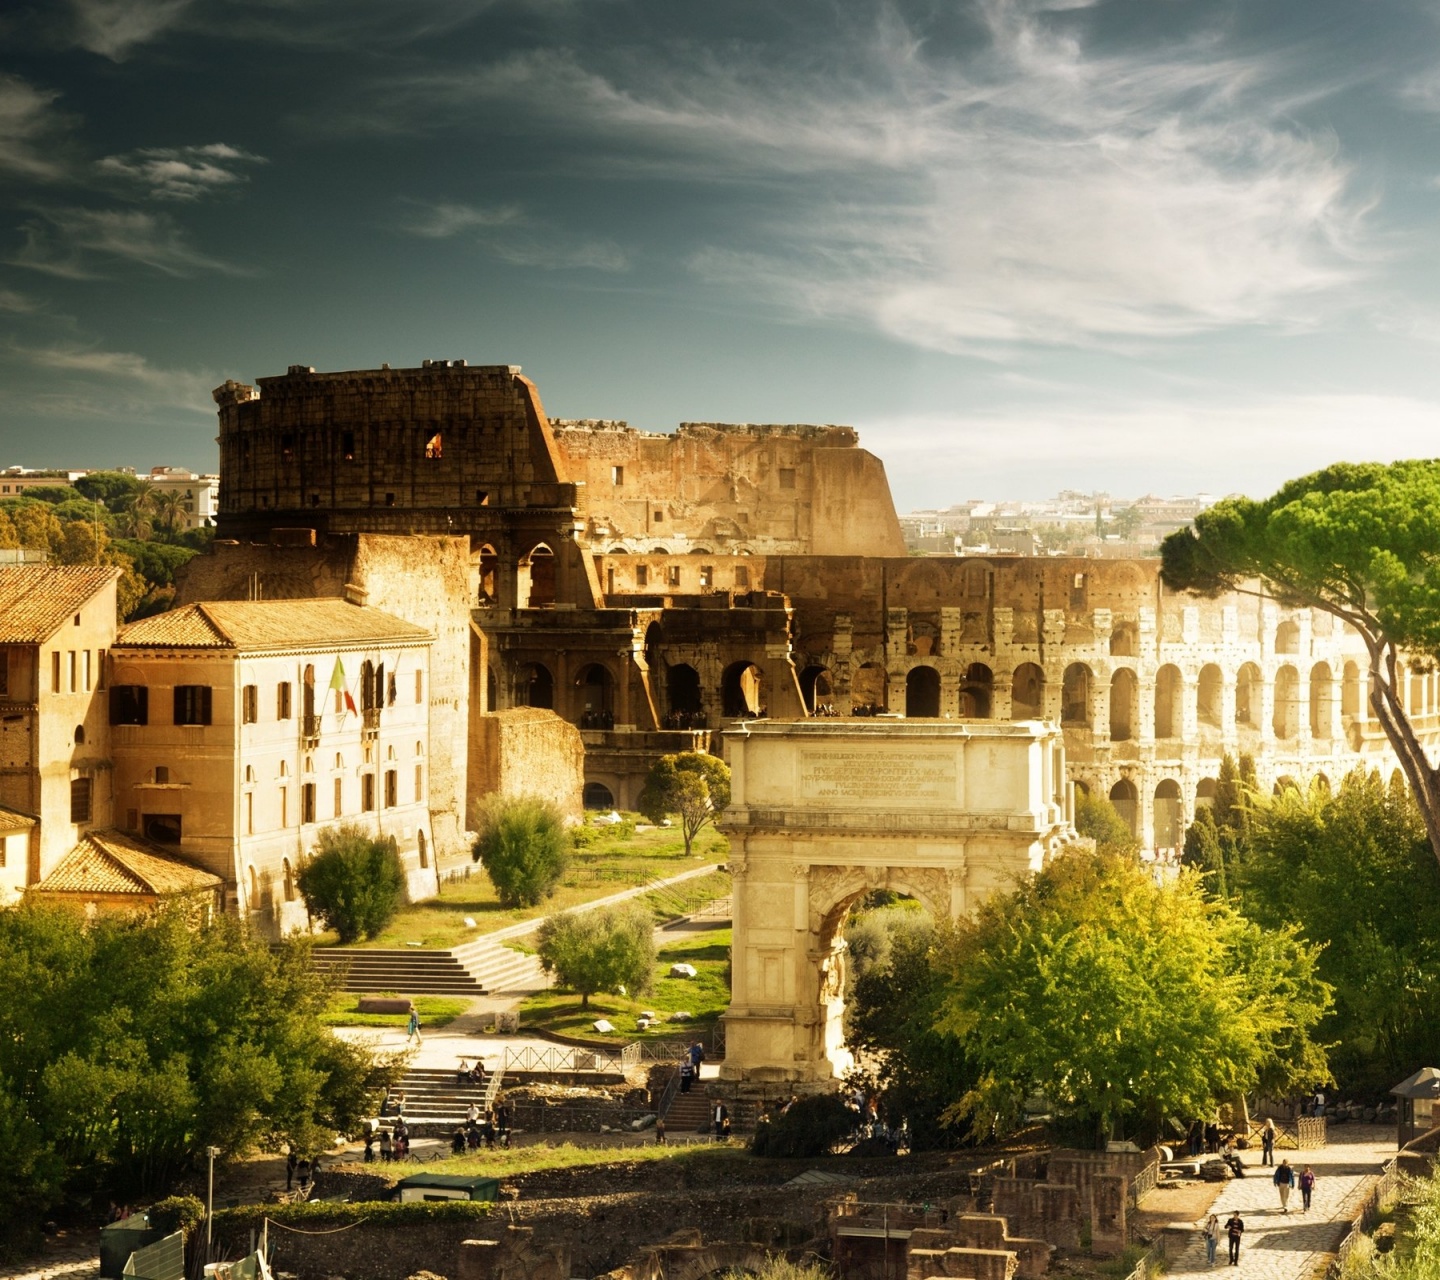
[679,1058,694,1094]
[1299,1164,1316,1212]
[1205,1120,1221,1154]
[689,1040,704,1071]
[712,1100,728,1140]
[1189,1119,1204,1157]
[1202,1214,1219,1267]
[655,1117,666,1145]
[407,1005,422,1044]
[1274,1158,1294,1212]
[379,1128,393,1163]
[1261,1118,1276,1166]
[285,1150,297,1191]
[1313,1088,1326,1117]
[1226,1211,1245,1265]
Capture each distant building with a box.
[147,466,219,529]
[110,599,435,933]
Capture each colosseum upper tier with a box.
[193,360,1430,859]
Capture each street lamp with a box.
[205,1146,221,1257]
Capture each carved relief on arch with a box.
[807,863,952,942]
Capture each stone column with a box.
[729,853,749,1004]
[1221,666,1237,738]
[947,861,969,919]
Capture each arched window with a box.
[583,782,616,809]
[1061,664,1091,727]
[799,665,833,714]
[1309,662,1334,738]
[1235,663,1262,728]
[518,663,554,709]
[1275,620,1300,654]
[1011,663,1044,720]
[1154,778,1183,849]
[1196,777,1219,809]
[721,661,764,718]
[1109,668,1138,740]
[1342,661,1362,719]
[74,724,85,745]
[1154,664,1183,739]
[474,543,498,605]
[575,664,614,727]
[1273,665,1300,739]
[960,664,993,718]
[905,666,940,718]
[1197,664,1223,729]
[303,663,316,722]
[519,543,556,608]
[1109,778,1138,835]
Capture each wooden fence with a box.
[1326,1158,1401,1279]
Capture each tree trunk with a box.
[1367,641,1440,869]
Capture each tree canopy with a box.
[932,850,1331,1145]
[1161,460,1440,863]
[535,904,654,1007]
[0,904,393,1252]
[471,794,570,907]
[637,752,731,855]
[298,824,408,943]
[1073,791,1140,858]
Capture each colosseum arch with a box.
[1011,662,1044,720]
[906,665,941,717]
[1275,619,1301,655]
[722,661,764,717]
[574,662,614,724]
[667,663,703,717]
[1196,776,1218,809]
[851,662,887,713]
[1110,623,1137,657]
[1310,662,1334,740]
[517,662,553,709]
[518,542,555,607]
[1236,662,1262,729]
[1154,778,1183,850]
[799,664,833,713]
[1109,777,1138,835]
[1197,664,1224,730]
[1154,664,1183,739]
[1061,663,1091,728]
[1273,665,1301,740]
[1110,668,1138,741]
[472,542,498,605]
[961,663,993,718]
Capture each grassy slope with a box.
[398,1140,744,1180]
[323,823,729,950]
[520,925,731,1040]
[319,993,470,1028]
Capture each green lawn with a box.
[321,822,729,950]
[319,993,471,1028]
[409,1139,745,1179]
[519,926,731,1041]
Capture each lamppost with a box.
[205,1146,221,1257]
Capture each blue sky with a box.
[4,0,1440,508]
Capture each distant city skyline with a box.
[5,2,1440,508]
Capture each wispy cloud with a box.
[96,143,266,200]
[11,342,215,411]
[0,289,42,314]
[70,0,194,61]
[9,207,245,278]
[0,76,74,181]
[397,198,629,271]
[363,3,1368,350]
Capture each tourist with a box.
[407,1006,422,1044]
[452,1127,467,1156]
[1261,1118,1276,1166]
[1202,1214,1219,1267]
[379,1129,393,1163]
[679,1059,694,1093]
[466,1101,480,1125]
[1299,1165,1316,1212]
[1205,1120,1221,1153]
[496,1101,511,1148]
[712,1101,729,1140]
[286,1150,297,1191]
[1313,1088,1326,1118]
[296,1157,311,1192]
[689,1040,704,1070]
[1226,1211,1245,1265]
[1188,1120,1204,1157]
[655,1117,666,1145]
[363,1132,375,1164]
[1274,1158,1294,1212]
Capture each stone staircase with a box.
[665,1088,717,1135]
[312,934,549,997]
[386,1066,494,1135]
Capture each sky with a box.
[4,0,1440,509]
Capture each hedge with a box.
[214,1199,493,1229]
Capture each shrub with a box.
[472,795,570,907]
[148,1194,205,1237]
[536,904,654,1007]
[298,825,408,943]
[750,1094,857,1159]
[216,1199,492,1228]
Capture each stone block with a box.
[940,1247,1017,1280]
[953,1215,1007,1251]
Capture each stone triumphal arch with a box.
[718,719,1078,1087]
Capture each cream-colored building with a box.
[147,466,219,530]
[0,565,121,900]
[110,599,436,935]
[719,718,1077,1086]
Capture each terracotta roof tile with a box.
[0,566,118,643]
[0,805,36,833]
[34,830,223,897]
[116,600,432,651]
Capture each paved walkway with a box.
[1160,1125,1394,1279]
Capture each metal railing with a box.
[502,1043,639,1074]
[656,1068,682,1121]
[483,1064,505,1111]
[1120,1236,1166,1280]
[1327,1158,1401,1279]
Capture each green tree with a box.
[1162,460,1440,865]
[471,795,570,907]
[75,470,142,512]
[637,751,731,856]
[17,484,77,504]
[535,904,654,1007]
[933,851,1331,1146]
[0,905,396,1253]
[0,509,18,548]
[1074,791,1140,857]
[153,489,188,537]
[298,825,408,943]
[1180,752,1257,900]
[7,500,61,552]
[1240,768,1440,1092]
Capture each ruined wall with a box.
[174,535,473,861]
[553,420,906,557]
[471,708,584,821]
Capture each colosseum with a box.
[186,360,1425,859]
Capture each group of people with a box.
[677,1041,705,1093]
[453,1102,511,1152]
[661,708,707,729]
[284,1151,319,1194]
[1199,1145,1319,1266]
[362,1117,411,1163]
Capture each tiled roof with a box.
[34,830,223,897]
[116,599,432,651]
[0,566,119,643]
[0,805,36,833]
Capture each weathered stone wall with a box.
[470,708,584,822]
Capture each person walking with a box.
[1226,1211,1245,1265]
[679,1058,694,1094]
[407,1006,422,1044]
[285,1150,297,1191]
[1202,1214,1219,1267]
[1274,1158,1294,1212]
[655,1117,666,1145]
[1261,1118,1276,1166]
[1299,1164,1316,1212]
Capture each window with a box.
[387,672,397,706]
[68,651,76,693]
[74,724,85,745]
[70,776,92,824]
[779,467,796,489]
[51,651,60,693]
[154,765,169,784]
[302,782,316,824]
[415,670,423,703]
[280,433,295,462]
[144,814,182,844]
[668,565,681,587]
[475,490,489,505]
[277,681,292,720]
[109,685,148,725]
[653,510,664,523]
[385,492,396,507]
[73,613,81,627]
[385,769,398,807]
[700,566,713,589]
[0,651,8,697]
[612,465,624,485]
[333,777,343,817]
[242,684,258,723]
[735,565,750,588]
[415,763,423,802]
[636,564,648,588]
[246,791,254,835]
[341,430,355,460]
[83,650,92,692]
[362,774,375,811]
[174,685,213,726]
[425,431,443,459]
[97,649,105,689]
[280,787,288,827]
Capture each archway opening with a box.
[1011,662,1044,720]
[1273,665,1300,739]
[1236,663,1262,728]
[906,666,941,718]
[473,542,498,605]
[1275,620,1300,654]
[1109,778,1139,835]
[584,781,616,809]
[851,662,886,716]
[519,543,556,608]
[1197,664,1223,729]
[1061,663,1091,728]
[721,661,764,718]
[1309,662,1334,739]
[575,663,614,728]
[1154,664,1183,739]
[644,622,662,669]
[1110,668,1138,741]
[1196,777,1219,810]
[960,663,993,718]
[518,662,553,709]
[1154,778,1183,851]
[1342,660,1362,719]
[665,663,704,727]
[800,664,834,715]
[1109,624,1137,657]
